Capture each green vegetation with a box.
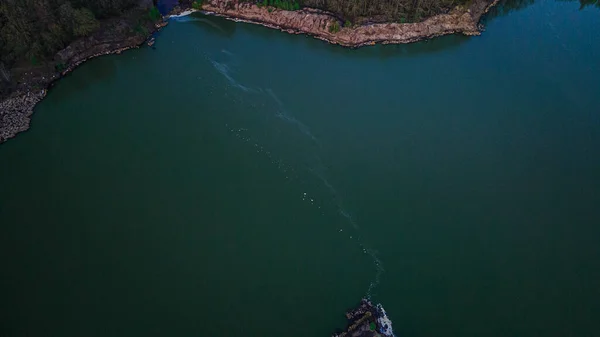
[0,0,144,73]
[260,0,301,10]
[301,0,466,23]
[148,6,161,21]
[192,0,204,10]
[576,0,599,9]
[245,0,598,26]
[134,23,149,35]
[248,0,597,24]
[30,56,39,66]
[73,7,102,36]
[329,20,340,33]
[55,63,67,72]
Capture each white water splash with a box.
[167,9,198,18]
[376,303,396,337]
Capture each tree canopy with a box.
[0,0,139,68]
[299,0,466,23]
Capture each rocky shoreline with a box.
[1,0,499,145]
[200,0,499,47]
[0,8,165,144]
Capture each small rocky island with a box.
[333,299,395,337]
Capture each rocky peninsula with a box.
[200,0,499,47]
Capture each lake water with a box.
[1,1,599,336]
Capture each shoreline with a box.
[1,0,499,144]
[0,44,150,143]
[199,0,499,48]
[0,9,164,144]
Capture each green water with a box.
[1,1,599,336]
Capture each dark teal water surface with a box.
[1,1,599,336]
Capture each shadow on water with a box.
[483,0,536,21]
[50,56,118,98]
[483,0,598,22]
[563,0,600,10]
[176,12,238,37]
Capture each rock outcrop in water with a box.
[201,0,498,47]
[333,299,395,337]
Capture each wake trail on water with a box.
[208,58,254,92]
[266,88,385,298]
[266,88,320,145]
[213,58,389,320]
[307,165,357,230]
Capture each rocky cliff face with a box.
[202,0,497,47]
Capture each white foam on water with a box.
[209,59,253,92]
[309,166,358,230]
[266,88,284,106]
[275,110,319,143]
[225,85,386,300]
[167,9,198,18]
[221,49,235,56]
[228,123,385,299]
[376,303,396,337]
[266,88,320,144]
[365,248,384,298]
[338,209,359,229]
[226,125,300,182]
[307,163,386,300]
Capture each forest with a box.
[0,0,147,75]
[299,0,467,23]
[271,0,597,26]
